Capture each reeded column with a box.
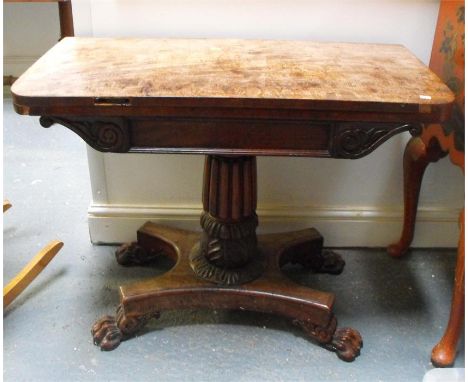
[189,155,263,285]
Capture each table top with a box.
[12,37,453,120]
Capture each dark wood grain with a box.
[92,222,362,361]
[11,38,453,121]
[57,0,74,39]
[195,155,260,283]
[39,116,420,158]
[11,36,457,363]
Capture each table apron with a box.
[39,116,421,159]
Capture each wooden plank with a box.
[11,38,454,117]
[3,240,63,308]
[3,200,12,212]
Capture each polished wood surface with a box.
[12,36,456,363]
[387,137,447,257]
[93,223,361,361]
[12,38,453,118]
[57,0,74,38]
[431,208,464,367]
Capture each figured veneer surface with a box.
[12,38,453,117]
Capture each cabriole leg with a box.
[388,137,445,257]
[431,209,465,367]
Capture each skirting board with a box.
[4,55,39,78]
[88,204,460,248]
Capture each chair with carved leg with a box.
[388,129,464,367]
[388,0,464,367]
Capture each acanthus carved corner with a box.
[40,116,130,153]
[331,122,422,159]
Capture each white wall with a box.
[4,3,61,76]
[6,0,465,246]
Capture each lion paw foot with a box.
[326,327,363,362]
[115,242,162,266]
[91,315,123,351]
[295,250,345,275]
[318,250,345,275]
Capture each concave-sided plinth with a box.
[92,156,361,361]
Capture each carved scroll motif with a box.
[40,116,130,153]
[331,123,422,159]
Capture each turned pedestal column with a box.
[190,156,263,285]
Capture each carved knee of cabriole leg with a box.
[405,136,445,165]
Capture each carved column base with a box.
[92,222,362,361]
[189,242,264,285]
[190,212,263,285]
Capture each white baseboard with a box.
[88,203,460,248]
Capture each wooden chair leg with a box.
[387,137,445,257]
[58,0,74,39]
[431,209,465,367]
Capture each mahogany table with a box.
[11,37,454,362]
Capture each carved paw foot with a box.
[115,242,162,266]
[292,250,345,275]
[295,315,337,344]
[92,315,123,351]
[297,317,362,362]
[92,305,160,351]
[115,305,160,337]
[325,327,363,362]
[317,250,345,275]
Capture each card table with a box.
[11,37,454,361]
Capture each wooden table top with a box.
[12,37,454,120]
